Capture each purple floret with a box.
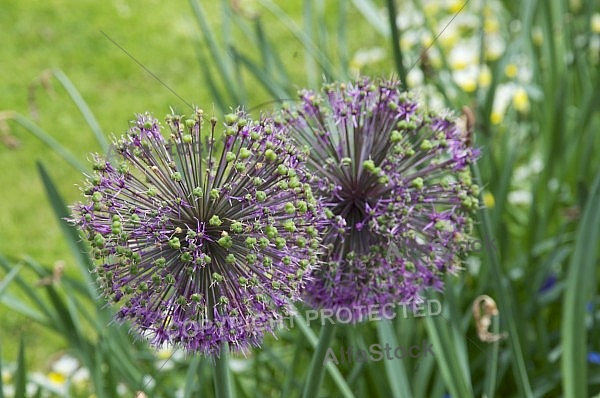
[278,77,480,322]
[71,109,323,356]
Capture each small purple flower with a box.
[278,77,479,321]
[588,351,600,365]
[71,109,322,356]
[539,273,557,294]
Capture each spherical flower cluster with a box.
[278,77,480,321]
[70,109,322,355]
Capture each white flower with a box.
[72,367,90,385]
[51,354,79,375]
[508,190,532,206]
[350,47,386,74]
[30,371,67,395]
[514,156,543,181]
[229,357,251,373]
[117,382,129,396]
[396,3,424,30]
[449,39,479,70]
[485,33,506,61]
[407,68,424,88]
[491,83,516,124]
[548,179,560,192]
[453,64,479,92]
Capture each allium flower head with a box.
[71,109,322,355]
[278,77,479,321]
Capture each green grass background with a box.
[0,0,210,364]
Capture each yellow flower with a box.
[2,370,12,384]
[440,33,459,48]
[478,66,492,88]
[484,18,500,33]
[483,192,495,208]
[448,0,464,13]
[400,37,413,52]
[421,32,434,48]
[157,347,174,360]
[569,0,582,12]
[504,63,518,79]
[483,5,494,17]
[513,88,530,113]
[423,2,439,17]
[532,27,544,46]
[48,371,67,385]
[490,111,503,125]
[592,13,600,33]
[460,80,477,93]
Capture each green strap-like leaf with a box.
[561,169,600,398]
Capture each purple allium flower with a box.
[70,109,322,355]
[277,77,480,321]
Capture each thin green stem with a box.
[302,322,337,398]
[213,344,233,398]
[473,164,533,397]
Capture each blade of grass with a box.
[50,69,108,152]
[293,313,355,398]
[0,264,22,298]
[473,163,533,397]
[15,338,26,398]
[230,49,290,100]
[91,348,106,398]
[193,44,228,113]
[24,257,84,346]
[302,0,317,87]
[0,343,4,398]
[189,0,242,106]
[0,294,48,325]
[301,322,337,398]
[0,256,56,325]
[336,0,349,77]
[376,320,412,398]
[7,114,87,173]
[254,18,291,89]
[257,0,341,81]
[280,341,305,396]
[560,169,600,398]
[412,352,436,398]
[37,162,95,295]
[483,313,502,397]
[444,282,473,384]
[213,345,234,398]
[220,3,248,106]
[385,0,407,88]
[423,302,474,398]
[183,355,202,398]
[350,0,390,37]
